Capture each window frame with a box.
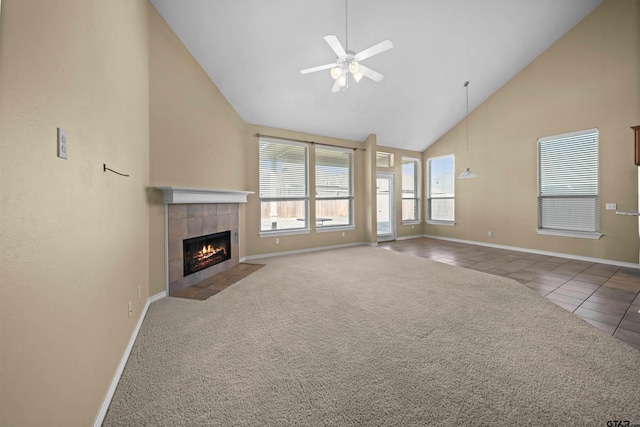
[258,137,310,237]
[537,128,601,240]
[426,154,455,226]
[401,157,421,224]
[314,144,355,232]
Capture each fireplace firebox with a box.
[183,231,231,277]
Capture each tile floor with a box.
[172,263,264,301]
[379,237,640,351]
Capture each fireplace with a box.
[163,201,244,295]
[156,187,253,296]
[183,231,231,277]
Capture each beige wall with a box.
[148,5,249,295]
[0,0,150,425]
[245,125,375,256]
[1,0,636,425]
[423,0,640,264]
[363,134,378,244]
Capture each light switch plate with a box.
[605,203,617,210]
[57,128,68,159]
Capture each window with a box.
[315,145,353,228]
[537,128,600,238]
[376,151,394,168]
[259,138,308,233]
[402,157,420,223]
[427,155,455,223]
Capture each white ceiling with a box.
[150,0,603,152]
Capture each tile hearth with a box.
[171,263,264,301]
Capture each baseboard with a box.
[396,234,424,241]
[245,242,375,261]
[422,234,639,269]
[93,296,153,427]
[149,291,166,303]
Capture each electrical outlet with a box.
[128,301,132,318]
[57,128,68,159]
[605,203,617,210]
[275,238,279,244]
[488,231,493,237]
[341,232,345,237]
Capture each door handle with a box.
[616,211,640,216]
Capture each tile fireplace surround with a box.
[156,187,252,295]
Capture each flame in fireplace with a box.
[200,244,226,260]
[183,231,232,277]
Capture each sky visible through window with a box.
[429,156,454,196]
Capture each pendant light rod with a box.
[345,0,348,51]
[458,80,478,179]
[464,81,469,153]
[345,0,349,89]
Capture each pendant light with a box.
[458,81,478,179]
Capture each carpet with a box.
[103,246,640,426]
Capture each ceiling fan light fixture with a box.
[300,0,392,92]
[336,73,348,87]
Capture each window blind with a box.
[538,128,599,233]
[315,145,352,198]
[402,158,419,221]
[259,138,308,199]
[376,151,393,168]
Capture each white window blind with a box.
[428,155,455,222]
[260,139,308,198]
[538,128,599,234]
[315,145,353,227]
[259,138,308,232]
[402,158,420,222]
[376,151,393,168]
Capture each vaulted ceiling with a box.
[150,0,603,152]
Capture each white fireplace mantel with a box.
[155,187,253,204]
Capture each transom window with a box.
[427,155,455,223]
[537,128,600,238]
[259,138,309,233]
[376,151,394,168]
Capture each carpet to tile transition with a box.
[103,246,640,426]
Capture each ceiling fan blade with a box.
[324,35,347,57]
[354,39,393,62]
[300,63,338,74]
[359,65,384,82]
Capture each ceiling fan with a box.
[299,1,393,92]
[300,36,393,92]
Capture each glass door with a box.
[377,172,395,242]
